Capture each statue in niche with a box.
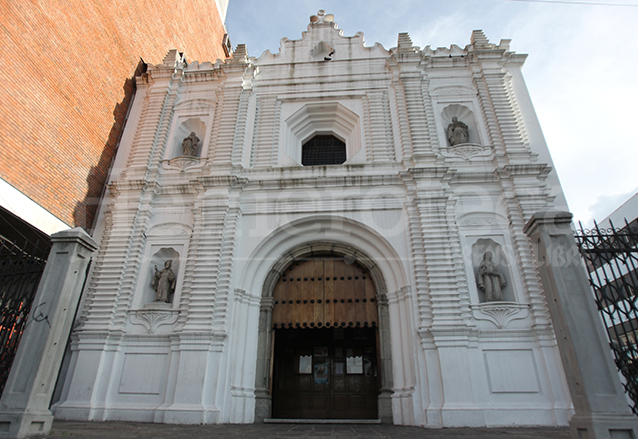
[477,251,506,302]
[447,116,469,146]
[181,132,199,156]
[151,260,176,303]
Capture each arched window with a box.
[301,135,346,166]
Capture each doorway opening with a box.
[272,327,379,419]
[269,255,380,419]
[254,243,394,422]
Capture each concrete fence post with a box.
[0,228,97,438]
[524,209,638,439]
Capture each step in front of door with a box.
[264,418,382,424]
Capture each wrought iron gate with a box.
[0,236,51,396]
[574,220,638,414]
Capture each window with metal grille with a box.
[301,135,346,166]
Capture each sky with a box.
[225,0,638,226]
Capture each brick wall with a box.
[0,1,228,230]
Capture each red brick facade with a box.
[0,1,228,230]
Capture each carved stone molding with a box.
[386,286,410,305]
[442,143,492,161]
[461,217,499,227]
[146,222,193,237]
[166,156,201,172]
[130,303,179,334]
[149,227,188,236]
[471,302,529,329]
[458,212,508,229]
[235,288,261,307]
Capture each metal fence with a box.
[0,236,51,396]
[574,220,638,414]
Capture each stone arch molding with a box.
[235,215,412,423]
[282,102,362,166]
[238,216,407,295]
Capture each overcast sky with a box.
[226,0,638,226]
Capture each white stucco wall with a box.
[53,17,572,428]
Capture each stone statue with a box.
[477,251,506,302]
[182,132,199,156]
[151,260,176,303]
[447,116,469,146]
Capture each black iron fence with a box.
[574,220,638,414]
[0,236,51,396]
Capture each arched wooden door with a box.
[271,257,380,419]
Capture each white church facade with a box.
[53,12,573,427]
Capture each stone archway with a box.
[254,242,393,422]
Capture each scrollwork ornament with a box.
[130,307,178,334]
[471,302,529,329]
[168,156,201,172]
[446,144,491,160]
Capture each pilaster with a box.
[0,229,97,438]
[364,90,395,162]
[524,210,638,439]
[250,95,277,168]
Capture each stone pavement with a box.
[44,421,572,439]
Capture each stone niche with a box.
[129,244,182,334]
[442,104,481,146]
[171,117,206,158]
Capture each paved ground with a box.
[44,421,572,439]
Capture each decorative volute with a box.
[309,9,335,25]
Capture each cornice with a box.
[242,173,404,191]
[502,164,551,180]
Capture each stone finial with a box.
[498,39,511,51]
[231,44,248,63]
[162,49,185,67]
[470,30,494,49]
[397,33,415,53]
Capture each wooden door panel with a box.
[298,375,311,391]
[323,260,335,325]
[333,377,346,391]
[349,395,364,409]
[312,395,327,409]
[283,395,295,408]
[272,327,379,419]
[348,375,364,392]
[272,258,378,330]
[365,395,377,409]
[272,257,379,419]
